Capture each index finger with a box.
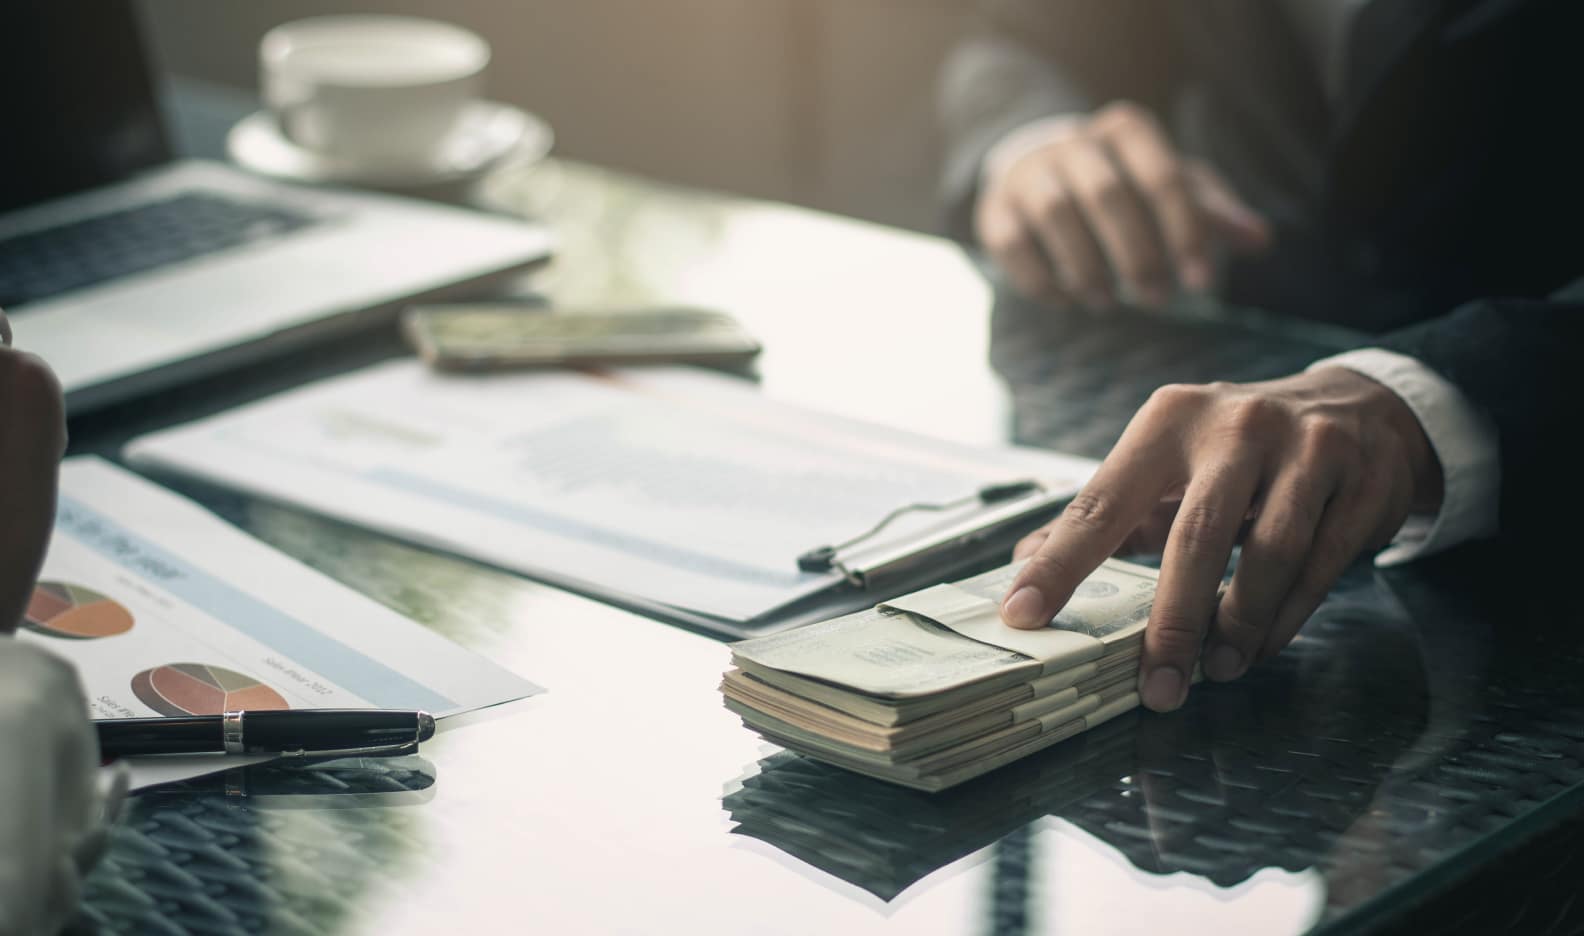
[1002,426,1182,629]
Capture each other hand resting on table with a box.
[975,102,1271,310]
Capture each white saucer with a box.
[227,100,553,190]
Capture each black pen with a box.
[96,709,436,758]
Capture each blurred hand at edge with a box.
[0,304,67,635]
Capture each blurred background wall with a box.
[137,0,978,233]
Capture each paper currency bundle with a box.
[721,558,1158,791]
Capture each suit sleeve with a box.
[1377,276,1584,558]
[938,0,1184,244]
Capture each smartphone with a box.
[402,303,763,372]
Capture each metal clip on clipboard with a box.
[796,479,1062,591]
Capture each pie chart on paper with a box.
[24,581,135,639]
[130,663,290,716]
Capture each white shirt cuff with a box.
[980,115,1086,188]
[1308,348,1500,566]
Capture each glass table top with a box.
[66,157,1584,935]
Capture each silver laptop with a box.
[0,2,553,412]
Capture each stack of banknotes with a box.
[722,558,1159,791]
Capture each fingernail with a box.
[1001,586,1047,629]
[1204,644,1245,682]
[1140,667,1186,712]
[1182,260,1212,292]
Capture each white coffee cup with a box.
[261,15,489,169]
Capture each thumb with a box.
[1188,163,1272,254]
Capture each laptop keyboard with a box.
[0,192,317,309]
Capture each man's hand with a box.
[1000,367,1444,712]
[976,101,1272,309]
[0,306,68,633]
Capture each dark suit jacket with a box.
[940,0,1583,561]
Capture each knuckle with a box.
[1061,489,1122,534]
[1253,517,1313,567]
[1028,187,1075,224]
[1172,501,1230,551]
[1097,99,1152,131]
[1148,611,1207,657]
[1144,382,1206,415]
[1300,414,1363,461]
[977,213,1026,257]
[1221,395,1283,440]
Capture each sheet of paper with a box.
[126,362,1097,622]
[18,458,543,790]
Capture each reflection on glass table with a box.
[726,555,1584,932]
[142,755,439,807]
[78,757,438,934]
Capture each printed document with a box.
[20,458,543,789]
[126,362,1096,623]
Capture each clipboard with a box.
[125,361,1097,639]
[638,479,1074,639]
